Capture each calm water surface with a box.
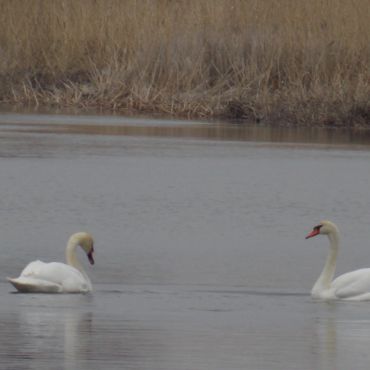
[1,113,370,369]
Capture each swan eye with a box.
[314,225,323,231]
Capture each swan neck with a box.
[312,231,339,294]
[328,230,339,250]
[66,237,92,291]
[66,239,82,270]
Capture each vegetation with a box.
[1,0,370,127]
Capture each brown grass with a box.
[1,0,370,126]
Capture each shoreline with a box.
[1,98,370,129]
[2,110,370,149]
[1,1,370,129]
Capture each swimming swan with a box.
[306,220,370,301]
[7,232,94,293]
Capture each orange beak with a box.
[305,228,320,239]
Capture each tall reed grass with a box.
[1,0,370,126]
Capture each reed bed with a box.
[1,0,370,126]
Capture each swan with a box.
[7,232,95,293]
[306,220,370,301]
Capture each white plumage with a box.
[8,232,95,294]
[306,221,370,301]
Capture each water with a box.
[1,112,370,369]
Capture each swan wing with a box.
[332,269,370,299]
[10,260,90,293]
[7,276,62,293]
[20,260,49,277]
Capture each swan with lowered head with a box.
[7,232,95,293]
[306,220,370,301]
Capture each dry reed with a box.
[1,0,370,126]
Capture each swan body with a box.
[7,232,95,293]
[306,220,370,301]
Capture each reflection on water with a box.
[18,310,93,368]
[0,294,93,369]
[1,112,370,147]
[317,316,338,370]
[2,285,370,370]
[311,308,370,370]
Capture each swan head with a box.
[305,220,339,239]
[70,232,95,265]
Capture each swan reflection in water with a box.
[0,302,94,369]
[312,307,370,370]
[24,309,93,368]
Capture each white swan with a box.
[7,232,95,293]
[306,220,370,301]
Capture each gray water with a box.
[1,113,370,369]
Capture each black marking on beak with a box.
[87,249,95,265]
[305,224,323,239]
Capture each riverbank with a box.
[1,0,370,127]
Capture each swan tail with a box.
[7,277,62,293]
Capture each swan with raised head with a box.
[7,232,95,293]
[306,220,370,301]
